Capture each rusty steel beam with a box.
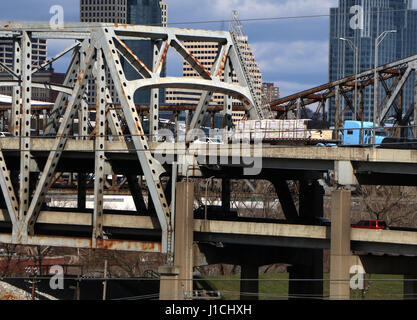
[269,53,417,120]
[0,233,162,253]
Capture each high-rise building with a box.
[262,82,280,105]
[329,0,417,125]
[160,1,168,27]
[80,0,128,105]
[165,35,263,115]
[0,37,50,107]
[80,0,167,105]
[0,66,65,103]
[80,0,127,23]
[0,39,47,71]
[125,0,167,104]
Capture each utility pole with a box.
[102,259,108,300]
[31,275,36,300]
[340,37,362,143]
[373,30,397,147]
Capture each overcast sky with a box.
[0,0,416,97]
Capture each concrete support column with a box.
[299,179,324,223]
[240,264,259,300]
[77,172,86,211]
[126,175,147,213]
[404,275,417,300]
[413,69,417,138]
[329,189,352,300]
[289,249,324,300]
[288,180,324,299]
[272,179,298,223]
[159,181,194,300]
[221,178,230,213]
[158,266,180,300]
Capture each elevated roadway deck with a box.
[0,138,417,184]
[1,209,417,256]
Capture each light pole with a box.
[372,30,397,147]
[205,176,215,220]
[340,37,359,121]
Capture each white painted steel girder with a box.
[0,22,265,256]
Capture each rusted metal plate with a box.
[0,233,162,252]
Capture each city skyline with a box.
[0,0,416,99]
[329,0,417,125]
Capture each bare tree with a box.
[25,246,53,276]
[77,248,164,278]
[0,244,20,277]
[357,185,417,226]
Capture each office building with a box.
[329,0,417,125]
[125,0,167,104]
[165,35,263,116]
[0,38,47,72]
[0,66,65,102]
[80,0,127,23]
[262,82,280,105]
[80,0,167,105]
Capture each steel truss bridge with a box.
[0,21,271,259]
[271,53,417,137]
[0,22,417,300]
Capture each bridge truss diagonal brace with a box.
[90,60,126,143]
[97,28,172,257]
[222,57,234,138]
[45,42,85,134]
[379,64,415,123]
[189,43,232,132]
[170,37,212,80]
[78,45,91,141]
[23,44,96,238]
[106,103,125,142]
[227,42,260,120]
[0,143,19,226]
[113,37,152,79]
[150,40,169,142]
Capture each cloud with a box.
[273,80,319,97]
[46,39,76,72]
[210,0,338,19]
[252,40,329,75]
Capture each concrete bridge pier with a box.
[222,178,231,213]
[329,189,352,300]
[404,275,417,300]
[159,181,194,300]
[77,172,86,210]
[288,180,324,299]
[240,264,259,300]
[288,249,323,300]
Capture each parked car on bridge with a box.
[351,220,388,230]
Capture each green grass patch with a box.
[198,273,405,300]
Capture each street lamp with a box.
[205,176,215,220]
[372,30,397,147]
[340,37,359,122]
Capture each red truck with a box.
[351,220,388,230]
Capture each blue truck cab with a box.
[342,121,386,146]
